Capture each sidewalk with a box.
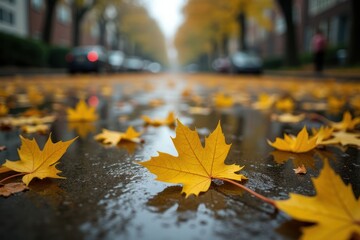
[265,67,360,81]
[0,67,67,77]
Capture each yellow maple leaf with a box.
[94,126,142,145]
[0,104,9,116]
[214,93,234,108]
[327,96,346,110]
[275,98,295,112]
[252,93,276,110]
[276,161,360,240]
[271,113,305,123]
[319,131,360,147]
[331,111,360,131]
[312,126,334,144]
[268,127,318,153]
[21,124,49,134]
[140,120,246,197]
[142,111,175,126]
[67,100,98,122]
[3,135,77,186]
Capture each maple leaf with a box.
[331,111,360,131]
[0,104,8,116]
[276,161,360,240]
[140,120,246,197]
[275,98,295,112]
[293,164,307,174]
[271,113,305,123]
[0,182,29,197]
[312,126,334,144]
[327,96,345,110]
[95,126,142,145]
[252,93,276,110]
[2,134,77,186]
[268,127,318,153]
[21,124,49,134]
[214,93,234,108]
[67,100,98,122]
[142,112,175,126]
[320,131,360,147]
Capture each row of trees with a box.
[41,0,167,65]
[174,0,273,69]
[175,0,360,69]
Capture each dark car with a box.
[230,51,263,74]
[66,46,108,73]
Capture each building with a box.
[249,0,351,59]
[0,0,28,37]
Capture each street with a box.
[0,73,359,240]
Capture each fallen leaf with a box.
[0,104,9,116]
[3,134,77,185]
[268,127,318,153]
[293,164,307,174]
[312,126,334,144]
[214,93,234,108]
[0,116,56,127]
[327,96,346,110]
[140,120,246,197]
[0,166,11,173]
[275,98,295,112]
[276,161,360,240]
[331,111,360,131]
[319,131,360,147]
[252,93,276,110]
[271,113,305,123]
[142,111,175,126]
[189,106,211,115]
[21,124,49,134]
[149,99,164,107]
[0,182,28,197]
[95,126,142,145]
[67,99,98,122]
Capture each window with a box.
[31,0,43,10]
[56,4,70,23]
[0,7,15,25]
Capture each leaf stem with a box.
[0,172,26,185]
[217,178,277,208]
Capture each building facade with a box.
[0,0,28,37]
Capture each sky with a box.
[145,0,185,39]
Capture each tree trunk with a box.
[348,0,360,64]
[277,0,299,66]
[237,12,247,51]
[98,17,106,46]
[42,0,58,44]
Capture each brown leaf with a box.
[0,182,29,197]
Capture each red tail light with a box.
[87,51,98,62]
[66,53,74,62]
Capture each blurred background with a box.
[0,0,359,74]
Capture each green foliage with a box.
[0,32,47,67]
[263,57,283,69]
[47,46,69,68]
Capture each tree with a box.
[348,0,360,65]
[72,0,99,46]
[276,0,299,66]
[42,0,58,44]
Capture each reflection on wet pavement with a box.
[0,74,359,240]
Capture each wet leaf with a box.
[0,116,55,127]
[312,126,334,144]
[140,120,246,197]
[319,131,360,147]
[0,182,28,197]
[276,161,360,240]
[214,93,233,108]
[293,165,307,174]
[271,113,305,123]
[331,111,360,131]
[0,104,9,116]
[21,124,49,134]
[275,98,295,112]
[268,127,318,153]
[252,93,276,110]
[142,111,175,126]
[68,122,95,138]
[3,134,77,186]
[95,127,142,145]
[67,100,98,122]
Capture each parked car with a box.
[108,50,125,72]
[212,57,231,73]
[123,56,144,72]
[66,46,108,74]
[230,51,263,74]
